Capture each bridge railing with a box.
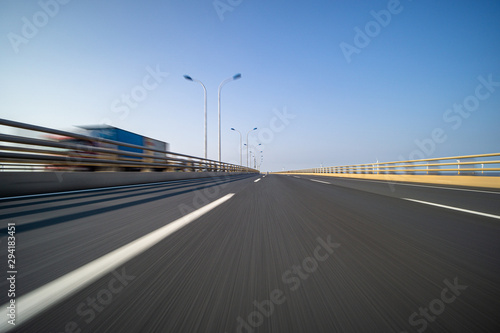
[0,118,257,173]
[281,153,500,176]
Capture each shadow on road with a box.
[0,174,255,234]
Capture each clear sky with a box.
[1,0,499,171]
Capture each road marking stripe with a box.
[293,176,301,178]
[254,178,261,182]
[310,179,331,184]
[403,198,500,220]
[0,193,235,332]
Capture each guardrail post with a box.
[457,159,460,175]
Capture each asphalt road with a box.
[1,174,499,332]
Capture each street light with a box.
[183,75,207,159]
[248,150,254,168]
[230,128,242,166]
[218,73,242,162]
[244,143,249,170]
[246,128,258,167]
[247,149,260,169]
[252,144,262,168]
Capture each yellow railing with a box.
[280,153,500,176]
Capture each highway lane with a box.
[286,174,500,217]
[0,174,256,298]
[1,174,500,332]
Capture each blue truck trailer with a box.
[79,125,169,160]
[46,125,169,171]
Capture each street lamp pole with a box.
[248,150,254,168]
[183,75,207,159]
[230,128,242,166]
[253,144,262,168]
[243,144,247,168]
[246,127,257,167]
[218,73,241,162]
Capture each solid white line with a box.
[403,198,500,220]
[254,178,261,183]
[324,177,500,195]
[310,179,331,184]
[0,193,235,332]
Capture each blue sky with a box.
[1,0,499,171]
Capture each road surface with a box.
[1,174,499,332]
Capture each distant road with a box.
[1,174,499,332]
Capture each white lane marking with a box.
[322,177,500,195]
[0,177,223,201]
[293,176,301,178]
[0,193,235,332]
[310,179,331,184]
[254,178,261,183]
[404,198,500,220]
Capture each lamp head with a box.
[183,75,193,81]
[233,73,242,80]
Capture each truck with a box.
[80,125,168,159]
[47,125,169,171]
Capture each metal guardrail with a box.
[280,153,500,176]
[0,118,258,173]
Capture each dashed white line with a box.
[0,193,236,332]
[404,198,500,220]
[293,176,301,178]
[254,178,261,183]
[310,179,331,184]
